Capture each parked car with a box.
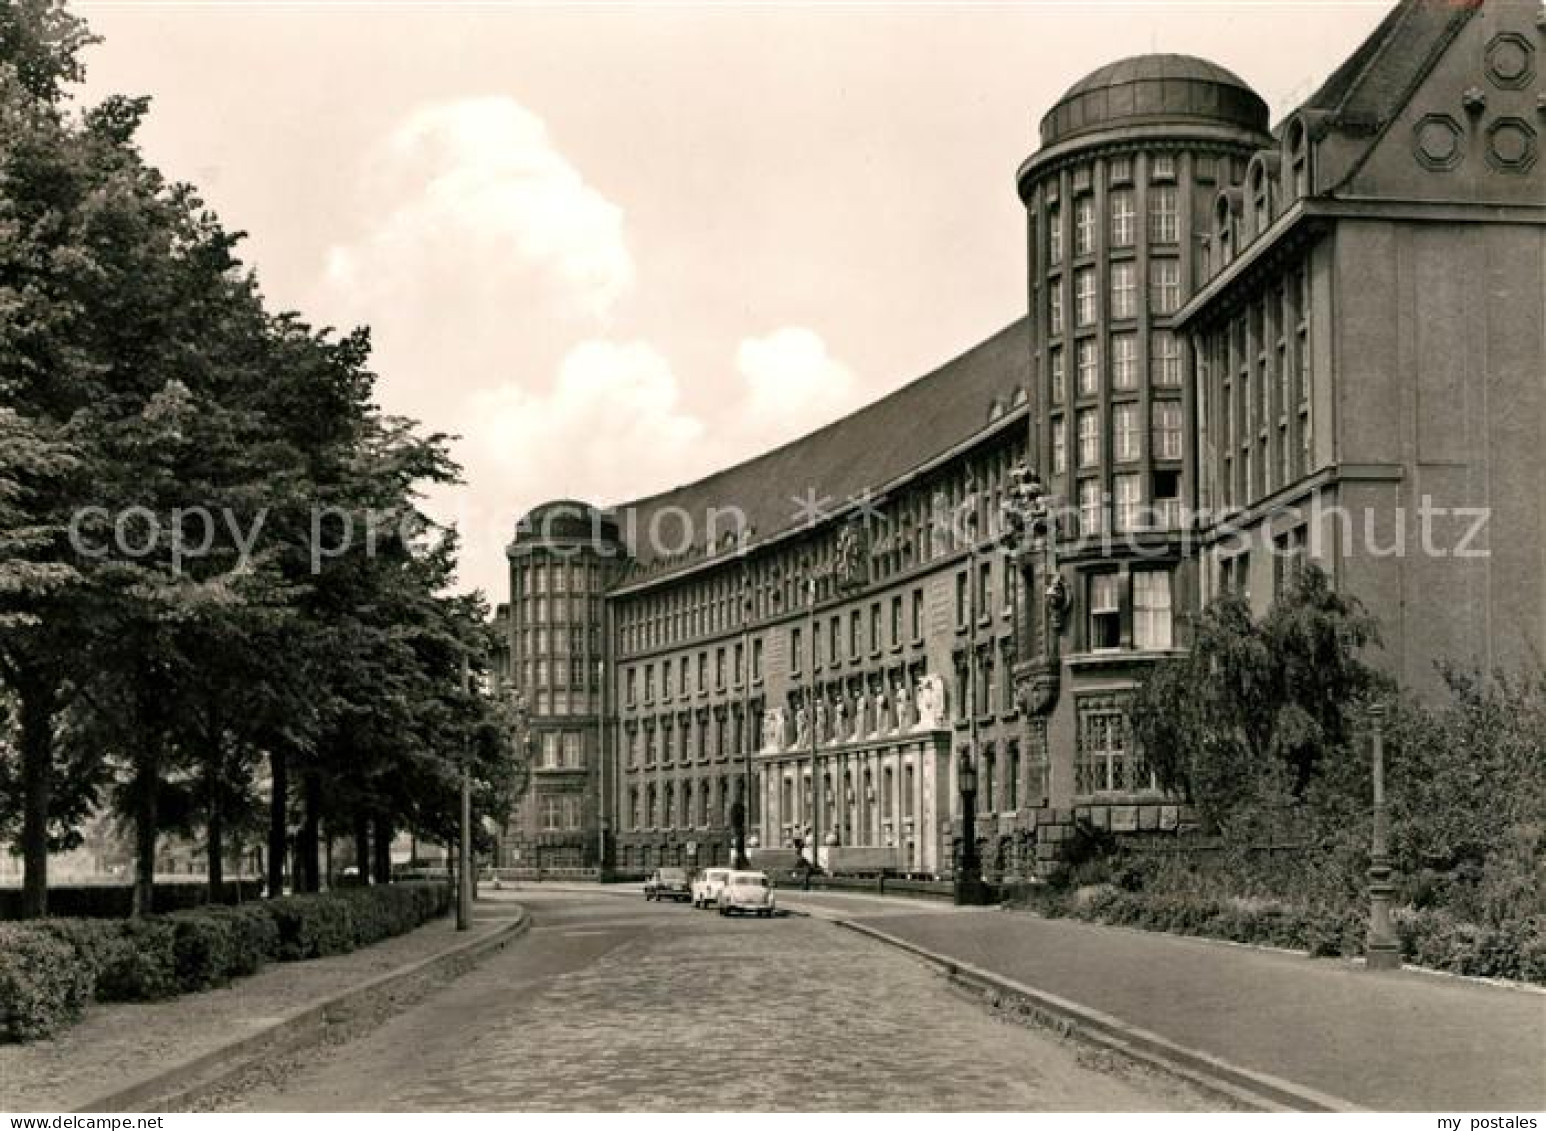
[644,867,692,902]
[717,870,776,917]
[692,867,732,909]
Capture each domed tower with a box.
[1013,56,1271,813]
[504,501,626,876]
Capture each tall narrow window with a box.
[1049,347,1065,405]
[1150,330,1182,386]
[1077,409,1100,467]
[1109,189,1136,248]
[1049,287,1064,337]
[1075,267,1097,326]
[1079,479,1105,536]
[1111,333,1138,390]
[1114,473,1142,530]
[1047,204,1062,266]
[1051,419,1067,474]
[1110,261,1137,320]
[1133,570,1174,649]
[1149,259,1181,314]
[1114,404,1140,462]
[1074,195,1095,256]
[1149,184,1179,244]
[1087,572,1121,650]
[1152,400,1183,460]
[1076,340,1099,397]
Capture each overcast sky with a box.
[74,0,1389,601]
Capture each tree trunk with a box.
[206,786,224,898]
[372,815,391,884]
[131,751,159,917]
[17,675,56,920]
[298,772,322,893]
[267,747,288,897]
[353,814,370,885]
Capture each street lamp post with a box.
[457,655,473,931]
[1365,703,1400,969]
[955,751,989,905]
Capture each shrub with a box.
[0,925,94,1041]
[266,894,357,961]
[0,881,451,1043]
[93,919,179,1001]
[0,879,267,921]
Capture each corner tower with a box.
[1014,56,1271,823]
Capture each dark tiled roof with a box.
[614,319,1030,576]
[1302,0,1481,128]
[1040,53,1268,147]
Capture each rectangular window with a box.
[1150,330,1182,386]
[1075,267,1097,326]
[644,664,655,701]
[1108,154,1132,183]
[1074,195,1095,256]
[1110,261,1137,320]
[890,595,902,646]
[1049,347,1065,405]
[869,604,881,652]
[1133,570,1173,649]
[829,617,840,662]
[1076,339,1099,397]
[1111,333,1138,389]
[1047,205,1062,266]
[1114,472,1142,531]
[1149,259,1181,314]
[752,637,763,681]
[1079,479,1105,536]
[1051,418,1067,474]
[626,669,637,705]
[1150,153,1176,181]
[977,561,992,620]
[1148,184,1178,244]
[1153,468,1181,527]
[1152,400,1183,460]
[849,610,861,656]
[1109,188,1136,248]
[955,572,969,627]
[1088,572,1121,650]
[1049,287,1064,336]
[1077,408,1100,468]
[562,731,583,768]
[1114,404,1140,462]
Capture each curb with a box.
[76,908,531,1113]
[830,917,1366,1114]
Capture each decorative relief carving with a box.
[1486,116,1538,172]
[1485,32,1535,90]
[1414,112,1465,170]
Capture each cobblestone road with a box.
[229,889,1215,1111]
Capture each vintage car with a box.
[691,867,732,909]
[716,870,776,918]
[643,867,692,902]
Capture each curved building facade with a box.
[498,0,1545,882]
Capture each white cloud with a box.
[308,97,865,600]
[734,326,862,447]
[322,96,633,338]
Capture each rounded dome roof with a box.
[1039,53,1268,148]
[511,499,621,549]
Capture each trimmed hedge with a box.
[0,879,266,921]
[1009,883,1545,983]
[0,882,450,1042]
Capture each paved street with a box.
[227,890,1213,1111]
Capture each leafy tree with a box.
[1130,564,1386,836]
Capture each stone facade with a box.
[498,0,1546,882]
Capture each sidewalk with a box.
[0,898,525,1112]
[781,892,1545,1112]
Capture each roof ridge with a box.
[614,316,1028,516]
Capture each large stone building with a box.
[499,0,1544,881]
